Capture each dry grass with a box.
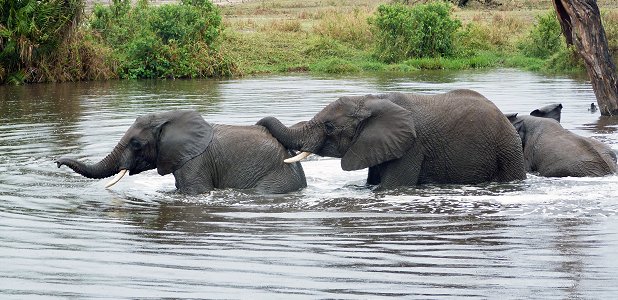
[312,7,373,48]
[219,0,618,74]
[459,11,529,52]
[259,18,303,32]
[603,9,618,56]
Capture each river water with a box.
[1,69,617,299]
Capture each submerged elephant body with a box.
[258,89,526,188]
[57,110,306,194]
[506,104,617,177]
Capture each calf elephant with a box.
[505,104,617,177]
[57,110,306,194]
[257,89,526,189]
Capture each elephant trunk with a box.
[56,144,125,179]
[257,116,323,153]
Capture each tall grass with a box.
[456,13,527,55]
[0,0,87,83]
[312,8,373,49]
[603,10,618,62]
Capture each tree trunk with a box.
[552,0,618,116]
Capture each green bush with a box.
[369,2,461,63]
[0,0,83,83]
[89,0,236,79]
[310,58,361,74]
[544,45,585,73]
[303,36,354,59]
[518,11,565,59]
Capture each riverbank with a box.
[1,0,616,84]
[218,0,618,76]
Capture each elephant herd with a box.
[57,89,617,194]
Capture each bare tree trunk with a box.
[552,0,618,116]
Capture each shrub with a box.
[518,11,565,59]
[369,2,461,63]
[0,0,84,83]
[89,0,236,79]
[544,45,585,73]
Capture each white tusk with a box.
[284,151,312,163]
[105,169,128,188]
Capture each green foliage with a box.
[89,0,235,79]
[403,52,500,70]
[310,57,361,74]
[517,11,565,59]
[303,36,355,59]
[369,2,461,63]
[544,45,585,73]
[0,0,83,83]
[503,54,545,72]
[455,23,494,56]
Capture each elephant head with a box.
[257,94,417,171]
[505,103,562,145]
[529,103,562,122]
[57,110,213,187]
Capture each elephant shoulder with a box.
[447,89,488,101]
[441,89,497,112]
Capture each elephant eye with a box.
[130,139,143,150]
[324,122,335,135]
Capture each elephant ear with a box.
[156,110,214,175]
[341,97,416,171]
[505,113,526,144]
[504,113,518,122]
[530,103,562,122]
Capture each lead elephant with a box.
[505,104,617,177]
[57,110,306,194]
[257,89,526,188]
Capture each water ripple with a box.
[1,70,618,298]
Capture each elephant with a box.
[57,110,307,194]
[256,89,526,188]
[505,104,617,177]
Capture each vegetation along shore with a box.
[1,0,617,84]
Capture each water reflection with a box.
[583,115,618,134]
[2,69,618,298]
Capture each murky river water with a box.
[1,69,618,299]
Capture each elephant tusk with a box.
[105,169,128,188]
[284,151,312,163]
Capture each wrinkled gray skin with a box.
[57,110,306,194]
[257,89,526,188]
[506,104,617,177]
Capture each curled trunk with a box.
[257,116,319,152]
[56,145,123,179]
